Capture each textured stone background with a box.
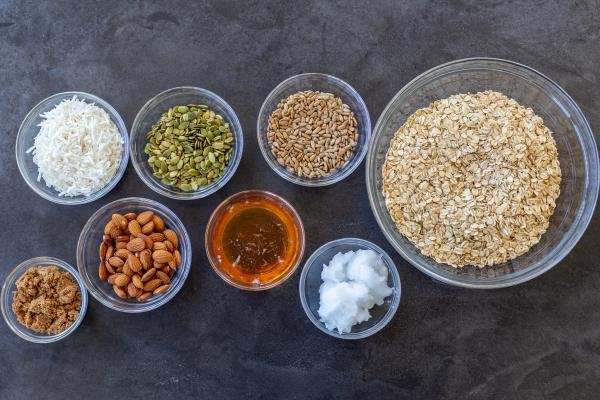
[0,1,599,399]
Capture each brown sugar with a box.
[11,265,82,335]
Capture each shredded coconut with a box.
[26,96,124,197]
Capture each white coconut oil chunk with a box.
[317,249,393,334]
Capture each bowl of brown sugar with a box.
[1,257,88,343]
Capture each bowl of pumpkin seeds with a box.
[130,87,243,200]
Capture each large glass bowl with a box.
[1,257,88,343]
[366,58,599,289]
[77,197,192,312]
[257,73,371,186]
[130,87,243,200]
[15,91,129,205]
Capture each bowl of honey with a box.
[205,190,306,290]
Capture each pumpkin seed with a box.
[144,104,235,191]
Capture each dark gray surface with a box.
[1,1,599,399]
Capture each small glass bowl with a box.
[15,91,129,205]
[205,190,306,291]
[77,197,191,313]
[299,238,401,340]
[366,58,600,288]
[1,257,88,343]
[130,87,243,200]
[257,73,371,186]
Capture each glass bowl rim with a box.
[205,189,306,291]
[298,237,402,340]
[366,57,600,289]
[1,256,88,343]
[256,72,372,187]
[129,86,244,200]
[76,196,192,312]
[15,91,130,205]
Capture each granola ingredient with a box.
[26,96,123,197]
[144,104,234,191]
[11,265,82,335]
[382,91,561,267]
[267,91,358,178]
[318,250,392,334]
[98,211,182,302]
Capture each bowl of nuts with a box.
[130,87,243,200]
[367,58,599,288]
[257,73,371,186]
[76,197,191,312]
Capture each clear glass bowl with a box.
[76,197,191,312]
[299,238,401,340]
[130,87,243,200]
[366,58,600,288]
[1,257,88,343]
[257,73,371,186]
[205,190,305,291]
[15,91,129,205]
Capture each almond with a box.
[116,235,130,242]
[128,220,142,235]
[141,221,154,235]
[167,268,175,278]
[173,250,181,267]
[106,245,115,259]
[132,274,144,289]
[141,268,156,282]
[136,210,154,225]
[156,270,170,284]
[153,241,167,252]
[153,261,166,269]
[152,250,173,263]
[114,248,131,260]
[168,260,177,270]
[152,215,165,232]
[113,285,127,299]
[133,233,153,250]
[143,278,162,292]
[153,284,170,295]
[161,265,171,274]
[99,242,108,260]
[111,213,128,230]
[108,256,124,268]
[127,281,141,298]
[139,249,152,270]
[109,224,122,239]
[163,229,179,248]
[104,220,115,235]
[128,254,142,273]
[124,212,137,221]
[103,234,112,243]
[122,261,133,276]
[164,240,174,253]
[116,241,128,250]
[137,291,153,302]
[107,274,117,285]
[98,261,109,280]
[114,273,130,287]
[127,238,145,252]
[105,260,116,275]
[149,232,165,242]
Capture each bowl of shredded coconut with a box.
[16,91,129,204]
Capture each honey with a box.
[206,191,304,289]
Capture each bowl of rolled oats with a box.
[257,73,371,186]
[366,58,599,288]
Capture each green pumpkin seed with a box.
[145,103,235,191]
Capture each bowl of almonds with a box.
[257,73,371,186]
[76,197,191,312]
